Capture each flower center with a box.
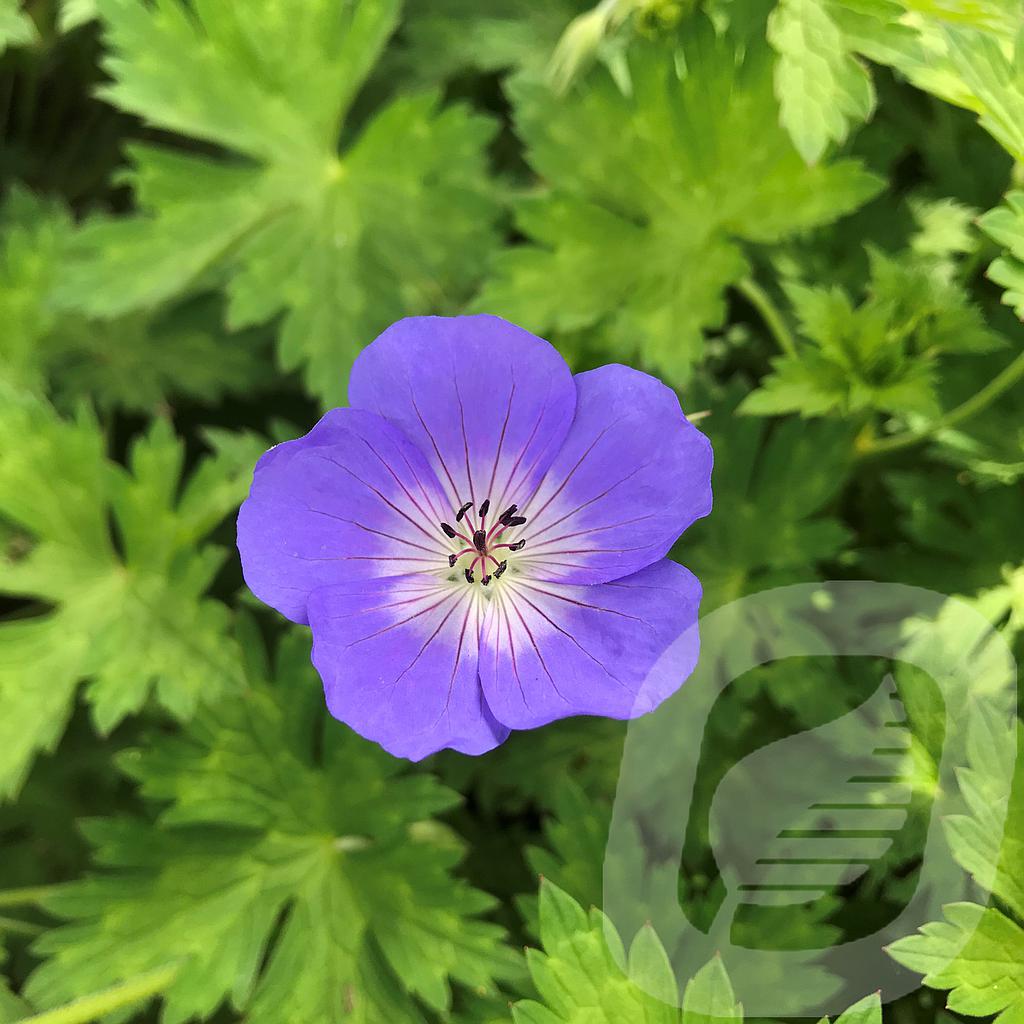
[438,498,528,586]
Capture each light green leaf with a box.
[513,880,678,1023]
[681,956,742,1024]
[944,707,1024,921]
[862,470,1024,595]
[768,0,876,163]
[628,925,679,1007]
[391,0,586,84]
[943,27,1024,161]
[59,0,96,31]
[979,191,1024,319]
[0,187,270,412]
[476,16,881,385]
[680,393,853,610]
[888,902,1024,1024]
[55,0,499,406]
[825,991,881,1024]
[0,0,36,53]
[741,245,1001,420]
[26,631,521,1022]
[0,389,264,797]
[909,196,979,258]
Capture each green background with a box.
[0,0,1022,1021]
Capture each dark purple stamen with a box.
[455,501,474,522]
[473,529,487,552]
[448,554,458,567]
[464,567,475,584]
[505,515,527,528]
[440,522,457,539]
[508,539,526,551]
[481,575,491,587]
[498,504,518,525]
[479,498,490,517]
[494,560,508,578]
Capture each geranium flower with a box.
[237,316,712,760]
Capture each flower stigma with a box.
[438,498,528,587]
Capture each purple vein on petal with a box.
[439,597,478,722]
[524,512,659,551]
[358,436,441,529]
[527,458,652,542]
[505,597,571,704]
[453,366,477,506]
[346,590,460,647]
[289,554,439,564]
[485,373,516,506]
[302,506,439,555]
[308,452,443,550]
[491,401,548,516]
[499,601,530,711]
[521,418,621,527]
[512,580,648,624]
[388,595,465,696]
[411,388,462,507]
[509,586,634,696]
[392,442,446,524]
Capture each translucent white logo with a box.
[604,582,1017,1016]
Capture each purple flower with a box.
[237,316,712,760]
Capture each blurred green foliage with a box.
[0,0,1022,1021]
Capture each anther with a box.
[464,567,475,584]
[440,522,457,539]
[481,575,491,587]
[479,498,490,517]
[473,529,487,552]
[505,515,527,528]
[508,539,526,551]
[498,504,518,525]
[494,560,508,578]
[455,501,474,522]
[448,554,458,568]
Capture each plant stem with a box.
[14,963,180,1024]
[859,347,1024,457]
[736,277,798,357]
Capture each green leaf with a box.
[943,27,1024,162]
[390,0,585,84]
[681,955,741,1024]
[517,778,616,938]
[862,470,1024,595]
[944,707,1024,921]
[979,191,1024,319]
[680,392,853,610]
[440,716,625,815]
[0,187,71,396]
[59,0,97,32]
[0,187,270,412]
[741,245,1002,420]
[909,196,979,260]
[26,631,521,1022]
[55,0,500,406]
[0,0,36,54]
[0,390,264,797]
[525,780,611,915]
[888,902,1024,1024]
[513,880,679,1023]
[825,991,882,1024]
[768,0,876,163]
[0,942,32,1023]
[476,15,881,385]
